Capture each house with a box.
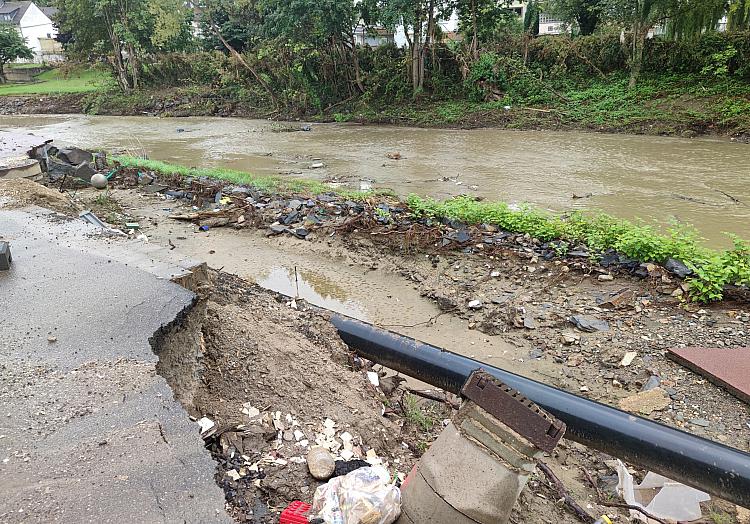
[354,24,394,48]
[0,1,63,63]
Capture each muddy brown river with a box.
[3,114,749,248]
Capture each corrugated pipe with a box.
[331,314,750,508]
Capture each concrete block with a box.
[403,424,528,524]
[0,241,11,270]
[74,162,97,182]
[58,147,93,166]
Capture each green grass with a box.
[113,155,390,201]
[0,67,110,95]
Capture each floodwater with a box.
[4,114,750,247]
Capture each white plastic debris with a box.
[226,469,242,481]
[197,417,215,436]
[310,466,401,524]
[367,372,380,387]
[616,460,710,523]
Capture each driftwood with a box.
[537,461,595,523]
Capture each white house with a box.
[0,1,62,63]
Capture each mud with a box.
[23,172,750,522]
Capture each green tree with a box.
[454,0,520,59]
[524,0,540,35]
[728,0,750,30]
[542,0,604,35]
[56,0,193,92]
[0,24,33,82]
[362,0,452,92]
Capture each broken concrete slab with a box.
[0,157,42,179]
[668,346,750,404]
[57,147,94,166]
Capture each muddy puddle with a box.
[4,114,750,248]
[114,189,551,384]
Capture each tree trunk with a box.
[210,22,280,110]
[471,0,479,60]
[628,26,647,88]
[0,63,6,84]
[349,33,365,94]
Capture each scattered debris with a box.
[615,460,710,523]
[386,152,402,160]
[79,210,107,228]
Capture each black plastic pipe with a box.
[331,314,750,508]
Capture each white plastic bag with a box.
[310,466,401,524]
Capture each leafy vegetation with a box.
[0,23,34,82]
[407,195,750,302]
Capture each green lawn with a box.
[0,67,110,95]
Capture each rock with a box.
[310,162,325,169]
[288,199,303,210]
[570,315,610,333]
[281,211,300,225]
[47,161,75,180]
[690,418,711,428]
[74,162,96,182]
[468,300,483,310]
[640,375,661,392]
[57,147,93,166]
[600,289,636,309]
[267,224,288,236]
[523,316,537,329]
[665,258,692,278]
[307,446,335,480]
[618,388,671,415]
[138,173,154,185]
[566,354,584,367]
[598,274,614,282]
[561,331,580,345]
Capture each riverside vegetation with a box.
[7,1,750,137]
[115,156,750,303]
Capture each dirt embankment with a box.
[0,94,85,115]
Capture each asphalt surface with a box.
[0,207,231,523]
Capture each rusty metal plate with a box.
[667,347,750,404]
[461,370,566,453]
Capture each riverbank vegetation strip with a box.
[115,155,750,303]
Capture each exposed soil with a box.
[0,178,80,214]
[13,162,747,523]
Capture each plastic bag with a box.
[310,466,401,524]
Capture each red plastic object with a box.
[280,501,311,524]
